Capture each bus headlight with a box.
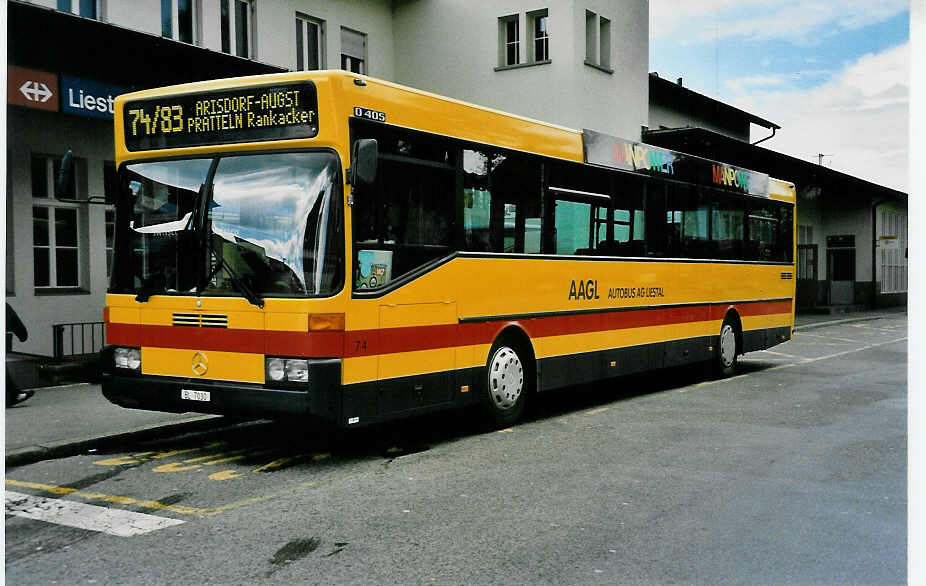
[285,359,309,382]
[114,347,141,371]
[267,358,285,382]
[265,357,309,383]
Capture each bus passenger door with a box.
[378,301,456,415]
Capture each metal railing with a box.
[52,321,105,359]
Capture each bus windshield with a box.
[112,151,343,300]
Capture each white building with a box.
[7,0,649,356]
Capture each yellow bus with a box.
[100,70,795,427]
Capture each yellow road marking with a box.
[204,449,277,466]
[584,407,610,416]
[6,478,325,518]
[208,470,246,481]
[95,448,202,467]
[5,479,207,516]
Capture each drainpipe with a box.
[751,126,776,146]
[871,199,887,309]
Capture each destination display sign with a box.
[123,82,319,151]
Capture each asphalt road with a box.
[5,316,907,584]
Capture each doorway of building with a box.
[796,244,818,308]
[827,235,855,305]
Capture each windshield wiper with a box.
[135,285,166,303]
[202,239,265,309]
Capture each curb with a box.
[5,415,227,468]
[794,314,894,332]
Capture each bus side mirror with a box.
[55,150,74,201]
[350,139,378,191]
[103,162,119,205]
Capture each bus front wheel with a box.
[715,319,739,377]
[482,339,531,426]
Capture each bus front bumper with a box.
[101,358,341,422]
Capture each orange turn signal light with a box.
[308,313,345,331]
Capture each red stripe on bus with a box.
[105,300,792,358]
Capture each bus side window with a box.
[554,199,591,255]
[711,192,745,260]
[490,153,542,254]
[673,185,710,259]
[644,182,668,257]
[463,149,493,252]
[747,202,779,262]
[778,203,794,262]
[351,123,455,289]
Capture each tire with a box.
[715,318,739,377]
[482,338,532,427]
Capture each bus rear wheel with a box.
[715,319,739,377]
[482,339,531,427]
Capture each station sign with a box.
[8,66,59,112]
[61,76,127,120]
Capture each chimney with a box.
[677,77,683,86]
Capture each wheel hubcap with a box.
[488,346,524,410]
[720,324,736,367]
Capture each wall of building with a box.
[795,188,904,308]
[648,101,750,142]
[7,108,114,355]
[258,0,395,78]
[392,0,649,140]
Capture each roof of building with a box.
[644,126,906,202]
[649,72,781,131]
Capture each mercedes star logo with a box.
[191,352,209,376]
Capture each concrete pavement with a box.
[4,307,906,467]
[5,382,224,467]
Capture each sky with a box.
[649,0,910,192]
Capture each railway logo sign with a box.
[8,66,59,112]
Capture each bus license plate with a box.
[181,389,211,402]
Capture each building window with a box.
[878,209,907,294]
[798,224,813,245]
[340,27,366,74]
[103,161,116,278]
[529,9,549,62]
[162,0,202,44]
[220,0,255,58]
[33,206,80,288]
[58,0,104,20]
[296,14,324,70]
[598,16,611,69]
[499,14,520,66]
[585,10,612,72]
[32,153,86,290]
[105,209,115,278]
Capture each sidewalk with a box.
[5,382,223,467]
[4,307,907,468]
[792,305,907,331]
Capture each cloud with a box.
[651,0,908,45]
[725,70,835,93]
[725,74,787,93]
[733,43,909,191]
